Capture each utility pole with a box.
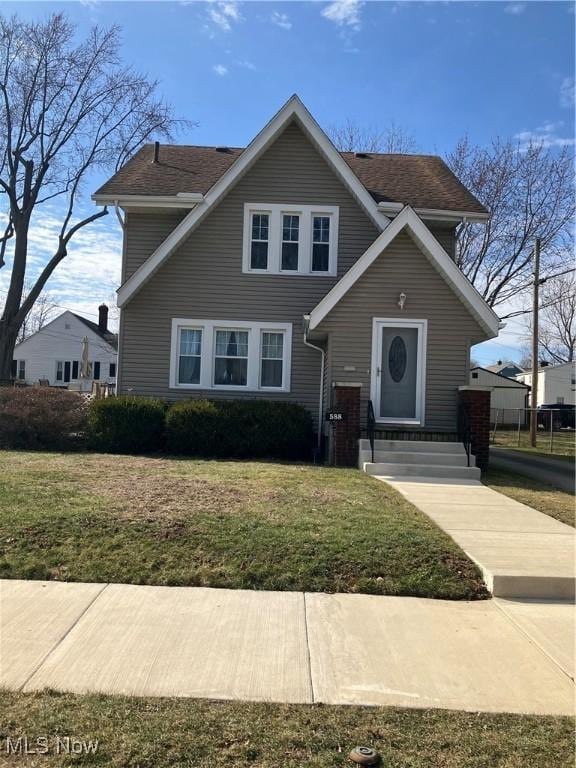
[529,238,541,447]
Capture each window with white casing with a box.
[243,204,338,275]
[170,319,292,392]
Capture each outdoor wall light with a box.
[398,292,407,310]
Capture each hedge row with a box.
[0,388,314,460]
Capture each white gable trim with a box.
[308,206,500,338]
[116,95,390,308]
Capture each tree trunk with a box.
[0,219,30,384]
[0,322,18,385]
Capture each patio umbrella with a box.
[80,336,90,379]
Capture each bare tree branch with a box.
[0,12,190,379]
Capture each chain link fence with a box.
[490,407,575,456]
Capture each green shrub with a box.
[0,387,87,449]
[166,399,313,460]
[88,396,165,454]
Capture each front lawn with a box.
[0,450,487,599]
[484,468,575,528]
[0,691,572,767]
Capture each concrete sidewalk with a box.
[380,477,575,600]
[1,580,573,716]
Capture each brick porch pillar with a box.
[458,385,492,471]
[332,383,362,467]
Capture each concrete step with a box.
[363,462,481,480]
[359,439,466,454]
[359,451,471,467]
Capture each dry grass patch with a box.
[0,690,573,768]
[0,450,487,598]
[484,468,575,528]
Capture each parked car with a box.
[537,403,575,430]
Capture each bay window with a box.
[243,203,338,275]
[170,319,292,392]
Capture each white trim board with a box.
[116,95,390,308]
[308,205,500,339]
[370,318,427,425]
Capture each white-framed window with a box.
[170,319,292,392]
[242,203,338,276]
[178,328,203,385]
[260,331,284,388]
[214,329,249,386]
[17,360,25,380]
[250,213,270,270]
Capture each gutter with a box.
[92,193,205,209]
[377,202,489,224]
[303,314,325,454]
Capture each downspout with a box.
[113,200,125,229]
[303,314,325,455]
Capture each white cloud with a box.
[212,64,228,76]
[236,60,256,70]
[560,77,575,108]
[271,11,292,30]
[514,121,575,151]
[0,204,122,326]
[207,1,242,32]
[321,0,363,30]
[504,3,526,14]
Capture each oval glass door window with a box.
[389,336,407,382]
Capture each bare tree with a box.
[0,14,186,380]
[445,137,574,308]
[16,284,57,343]
[520,274,576,364]
[328,118,418,154]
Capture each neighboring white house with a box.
[516,361,576,406]
[470,366,531,425]
[12,304,117,388]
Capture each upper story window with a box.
[250,214,269,270]
[243,203,338,276]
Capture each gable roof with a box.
[72,314,118,351]
[14,310,118,352]
[307,206,501,339]
[95,146,487,217]
[484,361,524,375]
[115,95,390,307]
[470,366,530,387]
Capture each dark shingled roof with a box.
[95,143,487,215]
[73,314,118,351]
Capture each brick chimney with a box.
[98,304,108,333]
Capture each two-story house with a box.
[93,96,500,448]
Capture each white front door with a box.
[371,319,427,425]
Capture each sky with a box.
[1,0,575,364]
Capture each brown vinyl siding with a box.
[316,231,484,432]
[123,211,187,280]
[119,121,379,426]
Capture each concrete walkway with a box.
[490,447,575,494]
[380,477,575,600]
[1,579,573,716]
